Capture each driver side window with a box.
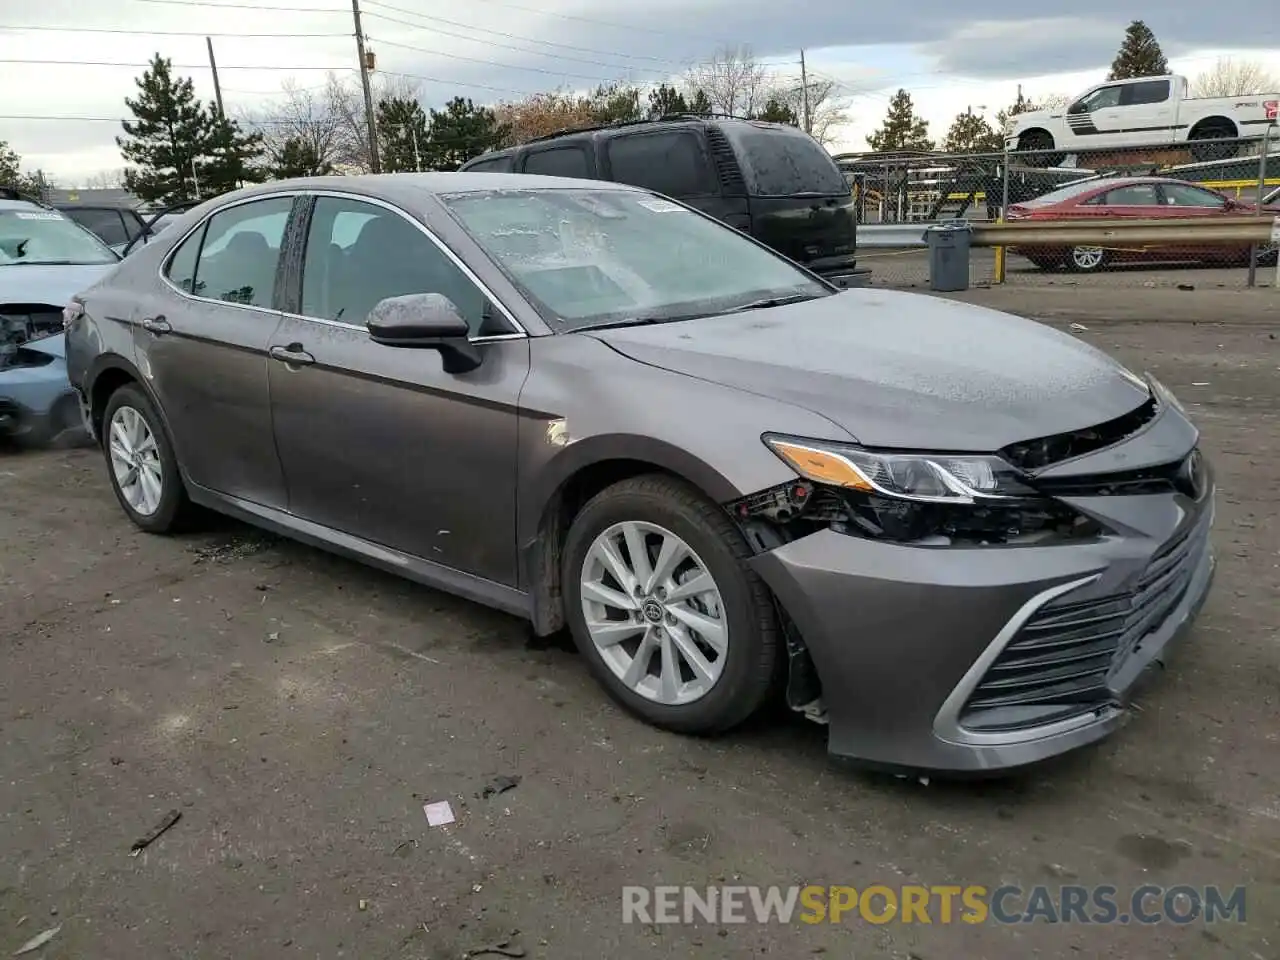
[1074,86,1122,113]
[299,196,506,336]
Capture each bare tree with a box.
[777,77,850,146]
[82,169,126,189]
[685,45,771,117]
[1191,58,1280,97]
[248,78,348,174]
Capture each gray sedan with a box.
[64,173,1215,774]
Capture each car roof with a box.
[193,172,643,210]
[0,198,49,212]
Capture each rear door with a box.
[717,123,857,277]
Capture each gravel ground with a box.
[1,297,1278,959]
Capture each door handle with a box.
[140,315,171,334]
[269,343,315,365]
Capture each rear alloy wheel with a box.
[562,475,779,734]
[1068,245,1108,272]
[1188,124,1237,162]
[102,384,192,533]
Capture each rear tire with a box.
[1188,123,1237,162]
[1025,251,1063,270]
[1015,131,1062,167]
[562,474,780,735]
[101,383,193,534]
[1067,245,1109,273]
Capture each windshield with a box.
[0,209,117,265]
[441,188,831,330]
[721,125,849,197]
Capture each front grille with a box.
[1033,448,1206,499]
[960,516,1209,733]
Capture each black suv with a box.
[53,203,154,255]
[459,116,860,284]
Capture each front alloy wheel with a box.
[580,520,728,705]
[562,474,780,735]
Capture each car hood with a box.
[586,289,1153,452]
[0,263,115,307]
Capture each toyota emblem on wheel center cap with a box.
[641,598,665,623]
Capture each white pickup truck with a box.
[1006,74,1278,163]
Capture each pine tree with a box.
[0,140,46,197]
[377,97,429,172]
[201,107,266,194]
[942,111,1002,153]
[590,83,643,125]
[423,97,509,171]
[751,97,799,126]
[687,88,713,116]
[269,137,333,179]
[647,83,688,119]
[1107,21,1169,81]
[117,55,214,204]
[866,89,934,153]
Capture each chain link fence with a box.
[838,131,1280,291]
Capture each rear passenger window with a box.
[522,147,590,179]
[169,197,293,307]
[68,208,129,247]
[605,132,714,197]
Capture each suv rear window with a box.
[721,125,847,197]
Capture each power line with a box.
[360,9,676,74]
[132,0,719,42]
[0,23,350,37]
[364,35,640,83]
[0,58,348,71]
[360,1,684,66]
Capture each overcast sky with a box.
[1,0,1278,183]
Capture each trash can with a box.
[923,221,972,293]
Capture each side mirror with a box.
[1067,101,1087,116]
[366,293,481,373]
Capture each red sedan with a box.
[1006,176,1279,272]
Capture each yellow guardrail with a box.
[971,215,1277,247]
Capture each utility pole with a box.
[352,0,381,173]
[206,37,225,119]
[799,48,811,135]
[411,125,422,172]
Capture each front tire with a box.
[562,474,780,735]
[1015,130,1063,167]
[101,383,192,533]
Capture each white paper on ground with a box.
[423,800,456,827]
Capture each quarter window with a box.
[1161,183,1227,207]
[299,196,497,335]
[522,146,590,179]
[165,223,205,295]
[605,132,714,197]
[171,197,293,307]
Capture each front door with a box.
[267,194,529,586]
[137,195,296,507]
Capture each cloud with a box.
[1,0,1278,178]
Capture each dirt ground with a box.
[2,292,1278,959]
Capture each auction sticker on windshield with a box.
[13,212,65,221]
[636,199,686,213]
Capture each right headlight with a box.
[763,435,1039,505]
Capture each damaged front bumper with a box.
[744,414,1217,775]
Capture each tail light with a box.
[63,297,84,329]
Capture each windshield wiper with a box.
[721,293,822,314]
[6,260,85,266]
[571,314,694,332]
